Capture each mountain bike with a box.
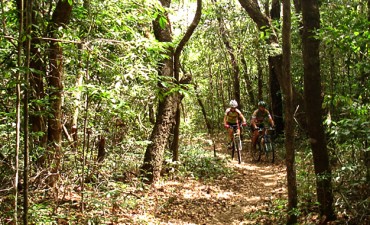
[251,127,275,163]
[229,124,243,164]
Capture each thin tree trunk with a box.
[257,51,263,102]
[282,0,297,223]
[241,57,255,104]
[366,0,370,187]
[301,0,335,221]
[71,43,85,150]
[171,106,180,161]
[15,0,24,223]
[194,82,216,156]
[170,0,202,160]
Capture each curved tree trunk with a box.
[141,0,201,183]
[301,0,335,221]
[170,0,202,161]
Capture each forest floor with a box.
[117,138,288,225]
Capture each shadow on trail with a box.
[152,148,287,225]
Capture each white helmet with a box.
[229,100,238,108]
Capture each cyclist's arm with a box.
[266,110,275,127]
[223,109,229,126]
[236,109,247,124]
[240,114,247,124]
[251,110,258,129]
[269,117,275,127]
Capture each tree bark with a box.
[301,0,335,221]
[268,0,284,135]
[366,0,370,188]
[257,51,263,101]
[141,93,182,183]
[171,105,180,161]
[46,0,73,185]
[170,0,202,160]
[241,57,255,104]
[282,0,297,223]
[16,0,48,165]
[141,0,200,183]
[238,0,307,132]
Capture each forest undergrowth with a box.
[0,133,363,224]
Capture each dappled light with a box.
[126,147,288,224]
[0,0,368,224]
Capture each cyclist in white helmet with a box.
[223,100,247,148]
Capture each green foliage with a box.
[0,0,369,223]
[162,142,234,181]
[243,198,289,224]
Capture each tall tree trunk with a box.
[171,105,180,161]
[71,0,91,149]
[142,94,182,182]
[194,82,216,156]
[301,0,335,221]
[46,0,73,186]
[170,0,202,160]
[15,0,24,223]
[366,0,370,187]
[257,51,263,101]
[269,0,284,135]
[141,0,174,183]
[241,57,255,104]
[16,0,47,166]
[269,56,284,134]
[238,0,307,132]
[282,0,297,223]
[141,0,200,183]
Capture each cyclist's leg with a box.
[251,123,263,148]
[228,128,233,142]
[227,123,236,148]
[251,129,258,149]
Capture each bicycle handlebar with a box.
[255,126,275,131]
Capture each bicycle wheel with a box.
[234,136,242,164]
[263,135,275,163]
[264,141,275,163]
[231,142,235,160]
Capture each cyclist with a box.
[250,101,275,151]
[223,100,247,148]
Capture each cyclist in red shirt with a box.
[250,101,275,151]
[224,100,247,148]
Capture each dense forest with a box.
[0,0,369,224]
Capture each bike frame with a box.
[252,127,275,163]
[230,124,242,164]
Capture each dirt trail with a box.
[129,141,287,225]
